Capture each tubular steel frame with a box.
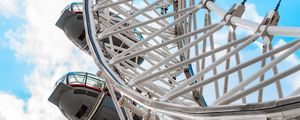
[82,0,300,119]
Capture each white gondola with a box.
[56,2,144,65]
[48,72,142,120]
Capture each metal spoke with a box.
[81,0,300,119]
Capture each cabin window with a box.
[75,105,88,119]
[68,74,85,84]
[86,76,105,89]
[55,75,67,86]
[78,31,85,41]
[72,3,83,12]
[63,5,71,12]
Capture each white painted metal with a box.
[158,40,299,101]
[206,1,300,37]
[82,0,300,119]
[106,77,126,120]
[214,40,300,105]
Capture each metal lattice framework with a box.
[82,0,300,119]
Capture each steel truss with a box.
[82,0,300,119]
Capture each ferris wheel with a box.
[80,0,300,119]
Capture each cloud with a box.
[291,73,300,90]
[274,39,300,65]
[273,39,300,90]
[242,3,264,23]
[0,92,28,120]
[1,0,97,120]
[0,0,20,17]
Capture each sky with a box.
[0,0,299,120]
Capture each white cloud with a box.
[272,39,300,93]
[291,73,300,90]
[0,0,19,17]
[1,0,97,120]
[242,3,264,23]
[274,39,300,65]
[0,92,28,120]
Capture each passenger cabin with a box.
[48,72,140,120]
[56,2,88,52]
[56,2,144,66]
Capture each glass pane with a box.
[72,3,83,12]
[68,75,85,84]
[64,5,71,11]
[86,77,105,89]
[87,73,97,78]
[55,75,67,86]
[61,75,67,84]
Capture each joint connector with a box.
[223,3,245,27]
[259,10,280,37]
[143,110,152,120]
[118,96,126,106]
[262,10,280,26]
[201,0,215,8]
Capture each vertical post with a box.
[232,30,247,103]
[199,11,208,94]
[223,28,233,94]
[206,10,220,99]
[258,42,268,103]
[268,44,283,98]
[106,78,126,120]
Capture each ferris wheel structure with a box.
[82,0,300,119]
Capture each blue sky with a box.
[0,0,96,119]
[0,14,31,99]
[219,0,300,44]
[0,0,299,119]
